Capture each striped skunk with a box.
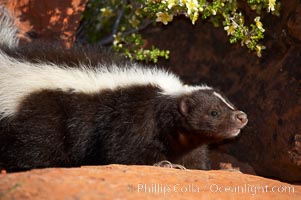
[0,7,248,171]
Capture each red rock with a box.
[287,5,301,42]
[0,165,300,200]
[2,0,87,46]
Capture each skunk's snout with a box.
[233,111,248,126]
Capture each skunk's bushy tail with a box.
[0,6,19,48]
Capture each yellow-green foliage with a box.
[81,0,280,62]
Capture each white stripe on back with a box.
[0,51,212,118]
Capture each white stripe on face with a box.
[213,91,235,110]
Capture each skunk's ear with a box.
[179,97,191,116]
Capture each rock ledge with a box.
[0,165,299,200]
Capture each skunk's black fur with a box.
[0,7,248,172]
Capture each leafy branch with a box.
[79,0,280,62]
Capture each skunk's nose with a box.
[235,111,248,125]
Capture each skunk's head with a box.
[179,89,248,141]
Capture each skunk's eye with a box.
[210,110,219,117]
